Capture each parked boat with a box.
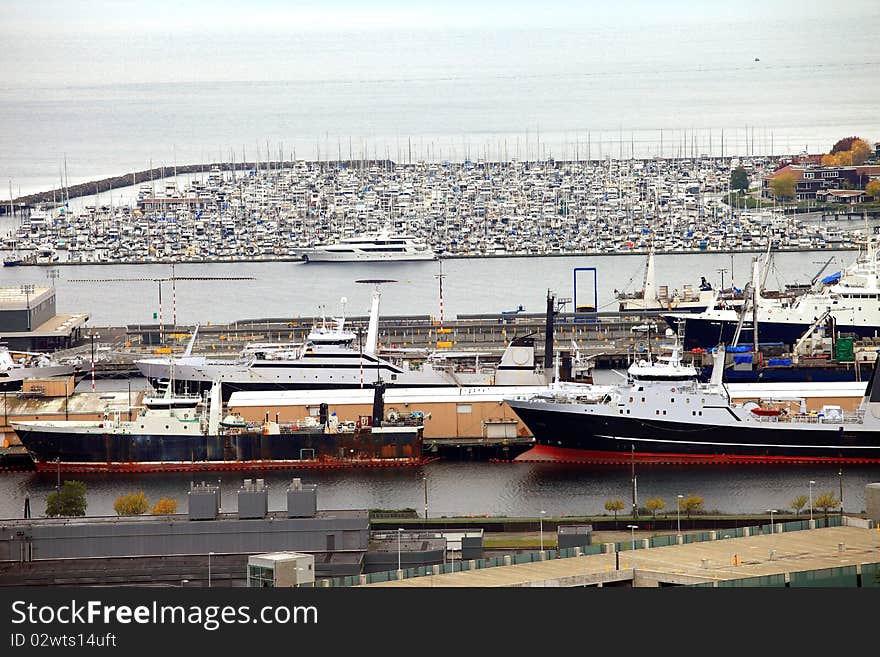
[298,225,436,262]
[666,240,880,350]
[0,347,80,389]
[135,287,558,397]
[11,381,424,471]
[506,332,880,463]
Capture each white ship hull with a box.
[299,249,436,262]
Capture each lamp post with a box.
[838,468,844,515]
[423,475,428,520]
[809,480,815,523]
[397,528,403,572]
[208,552,214,588]
[627,524,638,552]
[768,509,777,535]
[676,494,684,534]
[86,331,100,392]
[539,510,546,552]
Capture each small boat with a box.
[750,407,783,417]
[3,256,23,267]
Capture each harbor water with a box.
[0,250,856,325]
[0,462,873,520]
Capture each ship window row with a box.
[691,411,703,416]
[359,247,407,252]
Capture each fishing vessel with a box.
[666,240,880,350]
[506,331,880,463]
[616,249,743,313]
[297,226,435,262]
[11,382,424,471]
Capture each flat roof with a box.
[0,312,89,338]
[365,525,880,587]
[0,287,54,310]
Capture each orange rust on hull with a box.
[493,444,880,466]
[34,458,430,474]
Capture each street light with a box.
[768,509,777,535]
[627,524,638,552]
[397,528,403,572]
[208,552,214,588]
[676,495,684,534]
[87,331,100,392]
[809,480,815,523]
[423,475,428,520]
[539,510,546,552]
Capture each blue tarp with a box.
[821,271,841,284]
[728,345,751,353]
[734,354,753,365]
[768,358,792,366]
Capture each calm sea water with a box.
[2,7,879,198]
[0,250,857,325]
[0,462,874,520]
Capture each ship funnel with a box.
[544,291,555,383]
[866,358,880,419]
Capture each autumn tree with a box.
[114,492,150,516]
[790,495,808,516]
[680,494,704,519]
[152,497,179,515]
[45,481,87,517]
[769,172,797,200]
[604,499,625,520]
[813,492,839,520]
[730,166,749,192]
[867,179,880,200]
[851,139,872,165]
[646,497,666,518]
[831,136,860,154]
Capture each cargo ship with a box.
[506,332,880,464]
[11,382,424,472]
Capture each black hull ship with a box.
[12,383,423,472]
[506,334,880,465]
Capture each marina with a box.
[1,156,875,267]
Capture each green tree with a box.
[790,495,808,516]
[814,492,839,520]
[866,179,880,200]
[114,492,150,516]
[646,497,666,518]
[604,499,625,520]
[730,165,750,192]
[45,481,87,517]
[769,172,797,200]
[680,494,704,519]
[152,497,179,515]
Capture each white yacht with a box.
[298,227,435,262]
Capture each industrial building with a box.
[0,286,88,351]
